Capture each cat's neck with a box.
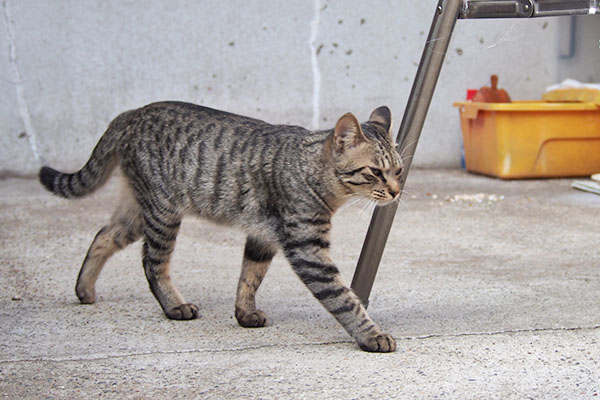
[301,133,352,213]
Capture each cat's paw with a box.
[166,303,199,320]
[235,308,269,328]
[76,286,96,304]
[358,333,397,353]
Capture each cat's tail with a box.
[39,109,137,198]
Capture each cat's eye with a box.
[395,168,403,177]
[370,168,383,178]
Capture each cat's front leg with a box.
[282,233,396,352]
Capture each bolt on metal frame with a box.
[350,0,599,306]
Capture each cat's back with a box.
[136,101,271,132]
[128,101,314,145]
[120,101,317,206]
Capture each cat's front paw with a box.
[76,286,96,304]
[165,303,199,320]
[358,333,397,353]
[235,308,269,328]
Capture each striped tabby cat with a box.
[39,102,402,352]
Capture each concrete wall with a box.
[556,16,600,83]
[1,0,596,176]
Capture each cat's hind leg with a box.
[235,236,278,327]
[76,181,143,304]
[140,203,198,320]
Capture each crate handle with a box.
[457,103,480,119]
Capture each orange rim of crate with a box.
[453,101,600,120]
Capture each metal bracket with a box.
[460,0,598,19]
[534,0,598,17]
[460,0,534,19]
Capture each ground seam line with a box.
[2,324,598,364]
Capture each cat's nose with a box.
[389,190,398,199]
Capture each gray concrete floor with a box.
[1,169,599,399]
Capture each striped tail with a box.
[39,109,136,198]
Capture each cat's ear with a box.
[369,106,392,133]
[334,113,367,151]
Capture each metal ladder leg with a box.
[351,0,462,306]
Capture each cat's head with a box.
[330,106,403,205]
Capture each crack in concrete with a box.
[405,324,600,341]
[2,0,42,164]
[2,324,599,365]
[309,0,321,130]
[0,341,349,365]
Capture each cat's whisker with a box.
[398,139,419,159]
[338,196,364,212]
[399,188,417,198]
[395,197,410,213]
[359,199,377,217]
[400,154,416,164]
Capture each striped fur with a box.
[39,102,402,352]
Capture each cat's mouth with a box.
[371,189,399,205]
[374,197,398,206]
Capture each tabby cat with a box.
[39,102,403,352]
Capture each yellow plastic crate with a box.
[453,101,600,179]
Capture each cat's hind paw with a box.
[166,303,199,320]
[358,333,397,353]
[235,308,269,328]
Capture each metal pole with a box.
[351,0,462,306]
